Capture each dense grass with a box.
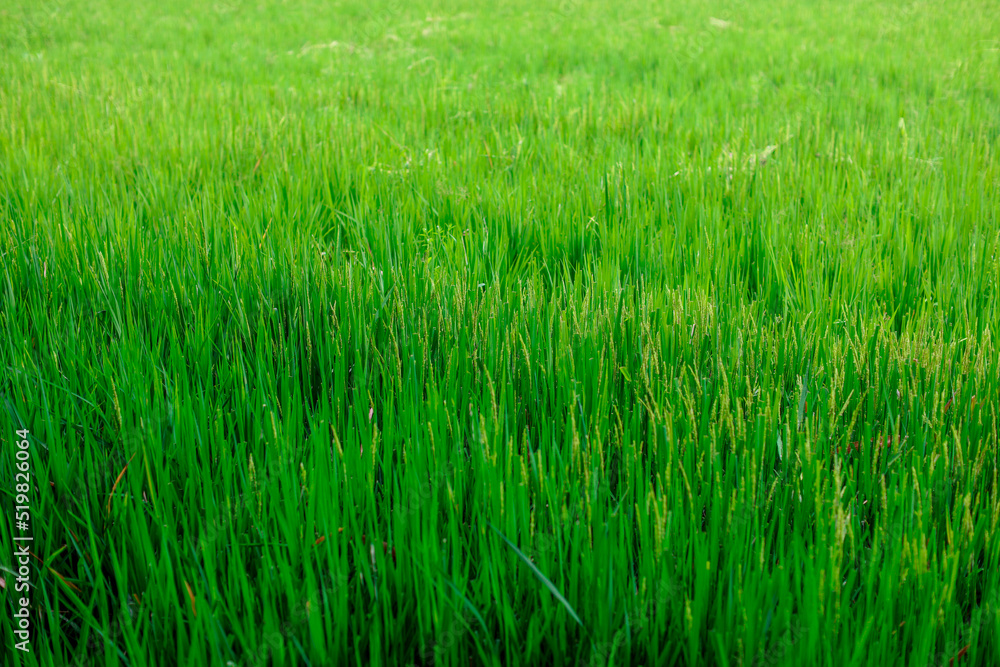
[2,0,999,665]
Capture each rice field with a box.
[1,0,999,665]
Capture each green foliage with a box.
[1,0,999,665]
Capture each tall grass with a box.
[1,0,999,665]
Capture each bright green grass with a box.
[2,0,999,665]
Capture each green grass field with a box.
[2,0,999,665]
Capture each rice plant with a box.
[1,0,998,665]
